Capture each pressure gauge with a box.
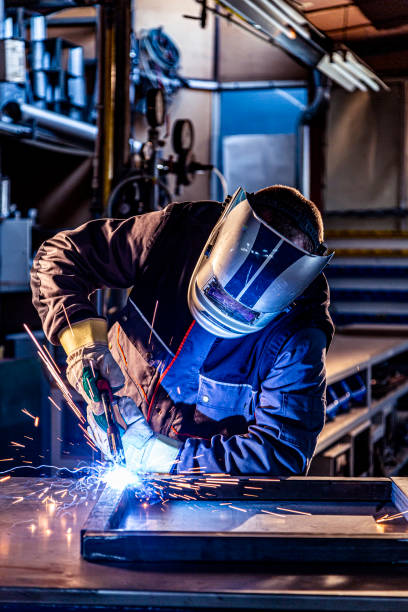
[146,88,166,128]
[172,119,194,155]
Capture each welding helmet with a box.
[188,187,333,338]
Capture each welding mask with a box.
[187,187,333,338]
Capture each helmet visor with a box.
[188,187,333,337]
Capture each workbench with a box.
[1,476,408,612]
[2,328,408,611]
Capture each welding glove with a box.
[59,318,125,416]
[87,397,182,473]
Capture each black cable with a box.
[106,173,173,218]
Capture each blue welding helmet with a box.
[188,187,334,338]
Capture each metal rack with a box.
[310,325,408,477]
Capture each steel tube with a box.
[19,103,97,141]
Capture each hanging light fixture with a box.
[216,0,388,93]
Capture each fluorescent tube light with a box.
[317,55,360,92]
[331,52,368,91]
[269,0,308,25]
[345,52,387,91]
[241,0,298,38]
[343,60,380,92]
[257,0,311,38]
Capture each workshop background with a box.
[0,0,408,482]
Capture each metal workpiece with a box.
[2,477,408,611]
[81,476,408,564]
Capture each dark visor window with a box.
[204,277,260,324]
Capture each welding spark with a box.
[376,509,408,523]
[276,507,312,516]
[260,509,284,517]
[148,299,159,346]
[62,303,75,338]
[42,344,61,374]
[24,324,85,424]
[48,396,61,411]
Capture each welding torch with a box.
[82,366,127,467]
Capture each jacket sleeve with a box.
[31,210,168,344]
[174,327,327,475]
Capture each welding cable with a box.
[212,166,228,201]
[140,27,180,73]
[147,320,196,422]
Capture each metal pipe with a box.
[1,101,141,151]
[3,102,97,141]
[91,4,115,218]
[296,71,327,194]
[112,0,131,181]
[0,0,4,39]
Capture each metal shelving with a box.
[312,326,408,476]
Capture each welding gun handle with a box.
[96,377,114,402]
[100,391,115,427]
[100,391,127,466]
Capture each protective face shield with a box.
[188,187,334,338]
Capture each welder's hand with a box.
[59,318,125,414]
[122,413,182,474]
[87,397,181,473]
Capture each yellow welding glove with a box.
[59,318,125,415]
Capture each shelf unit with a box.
[310,325,408,477]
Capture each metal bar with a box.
[210,91,221,199]
[0,0,4,38]
[18,103,97,141]
[112,0,131,183]
[46,17,97,27]
[91,4,115,218]
[213,3,220,82]
[218,79,308,89]
[185,78,309,90]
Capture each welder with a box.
[31,185,334,475]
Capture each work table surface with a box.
[1,477,408,611]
